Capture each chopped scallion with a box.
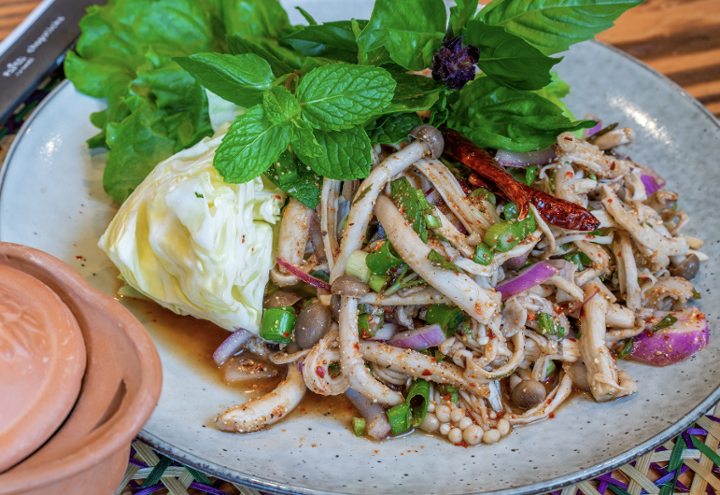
[260,307,296,344]
[473,242,494,265]
[368,274,389,293]
[387,402,411,435]
[425,214,442,229]
[537,312,556,335]
[353,417,366,437]
[346,250,371,283]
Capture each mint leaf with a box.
[357,0,447,71]
[295,6,318,26]
[266,150,321,208]
[476,0,643,55]
[464,20,561,91]
[297,65,395,131]
[214,105,291,183]
[175,53,273,107]
[296,126,372,180]
[448,77,596,152]
[225,34,294,77]
[381,71,444,114]
[449,0,477,35]
[223,0,291,40]
[390,177,429,243]
[281,21,360,63]
[291,119,324,158]
[370,113,422,144]
[263,86,300,126]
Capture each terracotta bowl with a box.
[0,243,162,495]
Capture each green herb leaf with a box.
[448,77,596,152]
[464,20,561,91]
[533,71,577,120]
[428,250,464,273]
[297,65,396,131]
[175,53,274,107]
[617,338,633,359]
[263,86,301,126]
[214,105,291,183]
[265,150,321,208]
[653,314,678,332]
[449,0,478,35]
[295,6,318,25]
[370,113,422,144]
[195,192,204,198]
[357,0,447,71]
[476,0,643,56]
[225,34,294,77]
[223,0,292,41]
[692,289,702,299]
[290,119,324,158]
[296,126,372,180]
[390,177,429,243]
[281,21,360,63]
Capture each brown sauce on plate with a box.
[119,297,354,423]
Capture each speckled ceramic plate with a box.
[2,2,720,494]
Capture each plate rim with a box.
[2,40,720,495]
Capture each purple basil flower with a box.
[432,35,480,91]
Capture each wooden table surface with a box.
[2,0,719,118]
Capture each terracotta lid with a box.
[0,264,86,473]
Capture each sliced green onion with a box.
[359,313,384,338]
[588,173,597,181]
[484,222,520,252]
[653,314,678,332]
[425,305,465,336]
[353,417,366,437]
[425,214,442,229]
[346,250,371,283]
[387,402,411,435]
[328,362,341,375]
[518,212,536,238]
[469,187,496,206]
[260,307,296,344]
[473,242,494,265]
[406,379,430,428]
[366,241,404,275]
[537,312,556,335]
[368,274,389,293]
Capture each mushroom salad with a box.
[72,0,708,446]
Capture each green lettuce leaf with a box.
[476,0,643,55]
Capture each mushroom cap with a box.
[510,379,547,409]
[410,124,444,160]
[294,301,332,349]
[669,253,700,280]
[331,275,369,298]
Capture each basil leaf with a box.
[533,70,577,120]
[265,150,321,208]
[175,53,273,107]
[295,6,318,25]
[382,71,444,114]
[476,0,643,55]
[214,105,291,183]
[290,119,324,158]
[225,34,294,77]
[223,0,291,40]
[448,77,596,152]
[357,0,447,71]
[281,21,359,63]
[263,86,300,126]
[449,0,478,35]
[297,65,396,131]
[296,126,372,180]
[370,113,422,144]
[464,20,561,91]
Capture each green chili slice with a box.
[483,222,520,252]
[617,339,633,359]
[653,314,678,332]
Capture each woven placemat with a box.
[114,403,720,495]
[3,73,719,495]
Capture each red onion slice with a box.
[388,324,445,350]
[276,257,332,290]
[638,166,666,196]
[502,252,529,271]
[495,147,557,168]
[583,115,602,139]
[496,262,559,301]
[631,308,707,366]
[213,328,252,365]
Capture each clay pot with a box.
[0,243,162,495]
